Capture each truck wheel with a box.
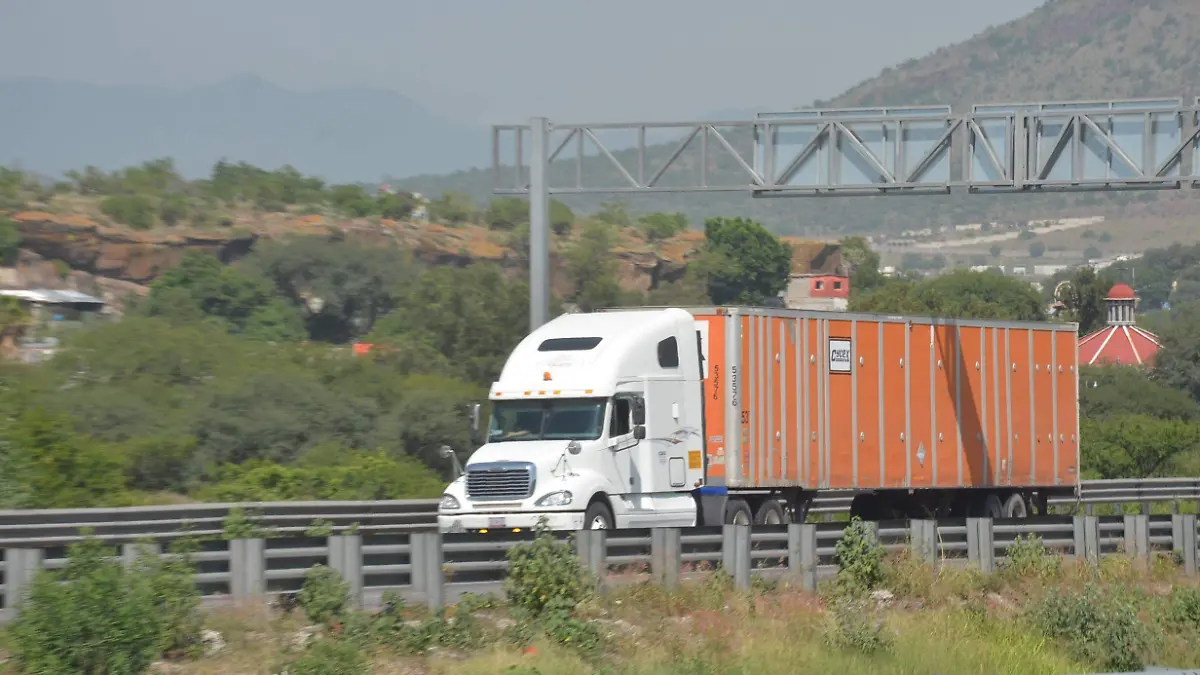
[1002,494,1028,518]
[583,501,614,530]
[981,494,1003,518]
[754,500,784,525]
[725,499,752,526]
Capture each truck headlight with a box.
[535,490,573,507]
[439,494,461,510]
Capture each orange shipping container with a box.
[691,308,1080,493]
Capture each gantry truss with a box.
[503,97,1200,330]
[495,98,1200,197]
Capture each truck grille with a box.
[466,462,535,500]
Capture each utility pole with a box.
[528,117,550,332]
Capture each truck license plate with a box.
[488,517,506,529]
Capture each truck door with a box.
[643,379,693,493]
[607,393,640,494]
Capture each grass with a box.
[110,554,1200,675]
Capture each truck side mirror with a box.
[631,398,646,426]
[467,403,482,445]
[633,425,646,440]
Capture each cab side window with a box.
[609,398,632,437]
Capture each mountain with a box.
[403,0,1200,237]
[0,75,490,183]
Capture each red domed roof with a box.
[1107,282,1136,300]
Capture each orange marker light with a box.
[543,371,552,381]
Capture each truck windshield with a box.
[488,398,606,442]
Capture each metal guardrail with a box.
[0,513,1194,621]
[0,478,1198,548]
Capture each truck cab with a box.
[437,308,707,533]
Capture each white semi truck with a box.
[436,306,1079,533]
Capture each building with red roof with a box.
[1077,282,1161,367]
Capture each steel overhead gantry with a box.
[495,97,1200,331]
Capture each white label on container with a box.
[828,338,852,373]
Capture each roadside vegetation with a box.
[5,521,1200,675]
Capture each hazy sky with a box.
[0,0,1047,125]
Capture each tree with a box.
[250,237,416,343]
[701,217,792,306]
[1057,266,1110,335]
[838,236,884,295]
[989,244,1001,257]
[483,197,574,235]
[0,215,21,265]
[593,201,632,227]
[428,190,475,225]
[1079,365,1196,422]
[850,269,1046,321]
[141,252,305,341]
[1083,245,1102,261]
[1029,241,1046,258]
[638,212,688,243]
[563,222,628,312]
[328,184,375,218]
[1152,300,1200,402]
[377,192,416,220]
[369,264,530,385]
[100,194,155,230]
[1082,414,1200,479]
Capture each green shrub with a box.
[100,194,155,230]
[505,521,589,618]
[1001,533,1061,581]
[9,537,202,675]
[823,598,893,655]
[1026,584,1156,671]
[277,637,367,675]
[833,517,886,596]
[1167,585,1200,628]
[298,564,350,626]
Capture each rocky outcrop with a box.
[11,212,257,285]
[7,211,839,299]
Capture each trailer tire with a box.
[583,500,614,530]
[754,500,784,525]
[725,499,753,526]
[981,494,1003,518]
[1002,494,1028,518]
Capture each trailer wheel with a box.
[981,494,1003,518]
[583,500,614,530]
[1002,494,1028,518]
[725,499,753,526]
[754,500,784,525]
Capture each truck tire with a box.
[754,500,784,525]
[583,501,614,530]
[725,499,752,525]
[1002,494,1028,518]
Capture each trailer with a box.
[436,306,1080,533]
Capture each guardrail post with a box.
[409,532,426,595]
[787,523,818,592]
[966,518,995,574]
[574,530,606,586]
[1173,514,1198,578]
[910,520,937,563]
[328,535,363,609]
[421,532,444,612]
[229,538,266,600]
[4,548,43,615]
[1073,515,1100,565]
[730,525,751,590]
[651,528,681,590]
[122,542,160,568]
[1124,514,1151,566]
[722,524,736,575]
